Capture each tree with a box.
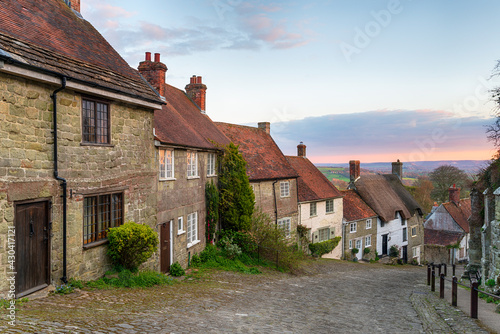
[219,143,255,232]
[486,60,500,150]
[406,176,434,214]
[429,165,470,203]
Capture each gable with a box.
[341,189,377,222]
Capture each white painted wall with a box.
[376,212,408,257]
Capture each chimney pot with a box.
[258,122,271,134]
[145,52,151,61]
[185,75,207,112]
[154,53,160,62]
[297,142,306,157]
[196,76,202,84]
[349,160,360,182]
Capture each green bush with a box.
[351,248,359,254]
[107,222,158,271]
[200,244,219,263]
[389,245,400,258]
[309,237,341,257]
[169,262,185,277]
[190,253,201,267]
[219,236,242,259]
[486,278,496,287]
[363,247,370,255]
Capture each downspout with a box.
[272,180,278,226]
[51,77,68,284]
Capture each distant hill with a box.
[315,160,490,174]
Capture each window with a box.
[310,202,317,217]
[350,222,357,233]
[326,199,334,213]
[365,235,371,247]
[207,153,216,176]
[187,151,198,178]
[280,181,290,197]
[355,238,362,250]
[402,227,407,242]
[187,212,198,246]
[82,98,110,144]
[318,227,329,242]
[366,219,372,229]
[349,239,353,249]
[278,217,291,238]
[411,226,417,237]
[83,192,123,245]
[159,149,174,179]
[177,216,184,234]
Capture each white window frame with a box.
[280,181,290,198]
[318,227,329,242]
[355,238,362,250]
[207,153,216,177]
[411,225,417,237]
[187,212,199,247]
[350,222,357,233]
[365,235,371,247]
[310,202,317,217]
[402,227,407,242]
[325,199,334,213]
[187,151,198,178]
[177,216,184,235]
[366,219,372,229]
[277,217,291,238]
[412,246,420,258]
[159,149,175,180]
[349,239,353,249]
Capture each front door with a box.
[15,201,50,297]
[382,234,388,255]
[160,221,171,272]
[355,238,363,260]
[402,245,408,263]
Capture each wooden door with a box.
[160,221,171,272]
[15,201,50,297]
[402,245,408,263]
[382,234,388,255]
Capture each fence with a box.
[427,263,500,319]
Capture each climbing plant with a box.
[205,180,219,244]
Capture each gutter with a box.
[51,77,68,284]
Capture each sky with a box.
[81,0,500,163]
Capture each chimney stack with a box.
[65,0,80,12]
[392,159,403,180]
[297,142,306,157]
[349,160,360,182]
[258,122,270,134]
[448,184,460,204]
[138,52,167,97]
[185,75,207,113]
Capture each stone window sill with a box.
[83,239,108,250]
[187,240,200,249]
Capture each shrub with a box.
[486,278,496,287]
[363,247,370,255]
[375,251,380,261]
[190,253,201,267]
[205,181,219,244]
[200,244,219,263]
[309,237,341,258]
[107,222,158,271]
[351,248,359,254]
[219,236,242,259]
[389,245,400,258]
[169,262,185,277]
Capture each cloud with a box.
[270,110,494,162]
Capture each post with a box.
[452,264,456,277]
[443,263,447,276]
[431,267,436,292]
[438,264,442,276]
[440,273,445,298]
[427,265,431,286]
[471,281,479,319]
[452,276,458,307]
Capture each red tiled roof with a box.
[155,84,230,149]
[215,123,298,181]
[286,156,342,202]
[424,229,464,246]
[0,0,160,103]
[341,190,377,222]
[443,199,471,233]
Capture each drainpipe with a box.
[272,180,278,226]
[51,77,68,284]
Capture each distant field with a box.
[318,167,349,183]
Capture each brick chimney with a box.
[349,160,360,182]
[258,122,270,134]
[138,52,167,97]
[392,159,403,180]
[448,184,460,204]
[185,75,207,113]
[297,142,306,157]
[64,0,80,12]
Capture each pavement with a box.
[0,260,497,333]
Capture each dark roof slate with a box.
[0,0,161,103]
[424,229,464,246]
[286,156,342,202]
[341,190,377,222]
[216,123,298,181]
[442,199,471,233]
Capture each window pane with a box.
[159,150,166,179]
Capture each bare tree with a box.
[429,165,470,203]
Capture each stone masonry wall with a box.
[408,214,425,264]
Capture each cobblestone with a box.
[0,260,493,333]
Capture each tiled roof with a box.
[155,84,230,149]
[341,190,377,222]
[354,175,413,222]
[424,229,464,247]
[216,123,298,181]
[0,0,161,104]
[286,156,342,202]
[442,199,471,233]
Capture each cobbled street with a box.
[1,261,491,333]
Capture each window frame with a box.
[82,97,111,145]
[350,222,357,233]
[411,225,417,237]
[310,202,317,217]
[83,192,123,247]
[177,216,185,235]
[277,217,292,238]
[159,148,175,180]
[349,239,353,249]
[326,199,334,214]
[366,219,372,229]
[207,153,216,177]
[187,212,199,247]
[318,227,329,242]
[365,235,372,247]
[355,238,362,250]
[280,181,290,198]
[187,151,199,178]
[402,227,408,242]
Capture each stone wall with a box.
[408,214,425,264]
[424,245,450,264]
[343,218,377,261]
[0,72,157,296]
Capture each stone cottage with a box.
[216,122,299,237]
[137,52,230,270]
[0,0,163,297]
[285,142,343,258]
